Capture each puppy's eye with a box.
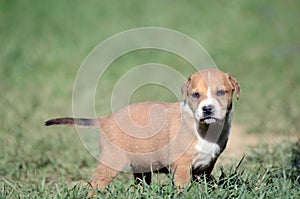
[192,92,200,99]
[217,90,226,96]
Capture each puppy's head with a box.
[181,68,240,124]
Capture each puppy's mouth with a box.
[199,117,218,124]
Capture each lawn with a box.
[0,0,299,198]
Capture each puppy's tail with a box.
[45,117,99,128]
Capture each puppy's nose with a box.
[202,105,214,116]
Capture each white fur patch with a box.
[193,139,221,169]
[186,119,221,169]
[207,86,212,98]
[203,118,216,124]
[181,102,221,169]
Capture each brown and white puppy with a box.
[45,68,240,189]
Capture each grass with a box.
[1,140,299,198]
[0,0,299,198]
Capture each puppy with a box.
[45,68,240,189]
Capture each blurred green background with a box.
[0,0,299,196]
[1,0,299,135]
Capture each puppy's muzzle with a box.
[200,105,219,124]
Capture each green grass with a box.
[1,140,299,198]
[0,0,299,198]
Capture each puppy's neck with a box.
[196,107,232,148]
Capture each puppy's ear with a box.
[181,76,191,104]
[227,73,240,100]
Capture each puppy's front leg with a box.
[172,165,191,188]
[90,163,119,190]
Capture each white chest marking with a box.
[181,102,221,169]
[192,136,221,169]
